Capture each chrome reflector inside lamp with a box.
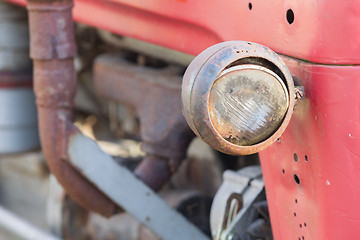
[182,41,295,155]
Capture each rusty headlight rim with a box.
[182,41,295,155]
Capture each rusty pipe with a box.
[27,0,118,216]
[27,0,190,216]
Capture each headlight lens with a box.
[209,65,289,146]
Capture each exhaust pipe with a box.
[27,0,118,216]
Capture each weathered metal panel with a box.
[260,57,360,240]
[5,0,360,64]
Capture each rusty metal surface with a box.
[28,0,118,217]
[133,155,176,191]
[94,54,194,191]
[294,86,305,101]
[27,0,76,60]
[182,41,295,156]
[221,193,243,231]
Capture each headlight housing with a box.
[182,41,295,155]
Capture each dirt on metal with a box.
[94,54,194,191]
[28,0,118,217]
[28,0,195,215]
[182,41,295,156]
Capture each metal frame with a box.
[68,133,209,240]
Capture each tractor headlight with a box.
[182,41,295,155]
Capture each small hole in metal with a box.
[248,2,252,10]
[294,153,299,162]
[287,9,295,24]
[300,224,302,228]
[302,237,305,240]
[304,222,307,227]
[295,199,298,204]
[294,174,300,184]
[282,169,285,174]
[294,212,296,217]
[305,155,308,162]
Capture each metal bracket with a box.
[68,133,209,240]
[210,166,265,240]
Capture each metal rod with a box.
[68,133,210,240]
[0,205,60,240]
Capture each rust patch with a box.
[28,0,118,217]
[182,41,295,155]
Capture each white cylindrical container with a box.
[0,2,39,154]
[0,3,31,71]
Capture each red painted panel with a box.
[6,0,360,239]
[6,0,360,64]
[260,57,360,240]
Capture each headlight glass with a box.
[209,64,289,146]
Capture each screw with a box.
[294,86,305,100]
